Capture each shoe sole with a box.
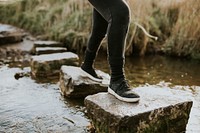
[80,69,103,82]
[108,87,140,103]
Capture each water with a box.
[0,20,200,132]
[0,67,90,133]
[95,53,200,87]
[0,51,200,132]
[96,53,200,133]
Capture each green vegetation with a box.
[0,0,91,52]
[0,0,199,59]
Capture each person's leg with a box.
[106,1,130,83]
[87,0,140,102]
[88,0,128,82]
[81,9,108,80]
[105,1,139,102]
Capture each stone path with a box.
[28,41,199,133]
[31,40,67,55]
[30,40,79,79]
[0,24,198,133]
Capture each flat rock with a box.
[31,40,65,54]
[59,66,110,98]
[34,40,64,47]
[35,47,67,55]
[31,52,79,79]
[85,87,193,133]
[0,24,23,44]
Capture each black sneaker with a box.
[108,79,140,102]
[80,66,103,82]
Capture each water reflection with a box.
[129,56,199,86]
[95,54,200,86]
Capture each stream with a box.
[0,23,200,132]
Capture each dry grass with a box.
[0,0,199,59]
[127,0,199,58]
[164,0,200,58]
[0,0,91,52]
[127,0,184,55]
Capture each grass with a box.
[0,0,91,53]
[163,0,200,59]
[0,0,199,59]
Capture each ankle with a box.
[110,75,125,83]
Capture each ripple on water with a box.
[0,66,90,132]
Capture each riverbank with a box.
[0,0,199,59]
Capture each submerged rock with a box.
[35,47,67,55]
[59,66,110,98]
[85,87,193,133]
[31,52,79,79]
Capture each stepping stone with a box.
[59,66,110,98]
[35,47,67,55]
[31,40,65,54]
[34,40,64,47]
[0,24,23,45]
[31,52,79,79]
[0,34,23,45]
[85,87,193,133]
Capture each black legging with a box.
[84,0,130,82]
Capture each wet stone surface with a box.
[31,40,65,55]
[0,24,24,45]
[59,66,110,98]
[34,40,64,47]
[85,87,193,133]
[30,52,79,79]
[35,47,67,55]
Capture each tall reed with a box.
[0,0,92,52]
[0,0,199,59]
[163,0,200,59]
